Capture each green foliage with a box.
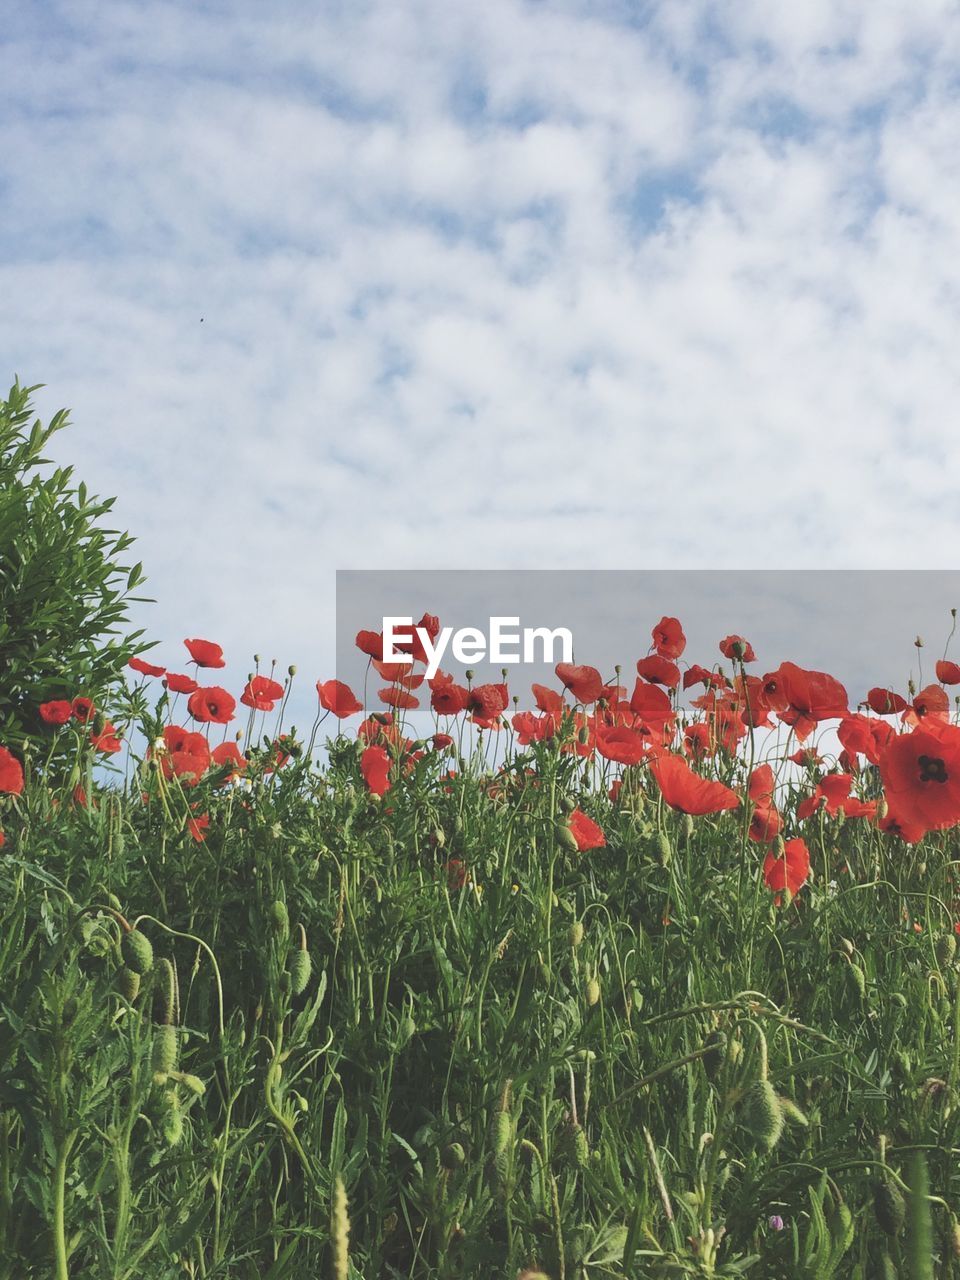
[0,377,150,746]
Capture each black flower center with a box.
[918,754,948,784]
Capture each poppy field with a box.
[4,603,960,1280]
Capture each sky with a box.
[3,1,960,727]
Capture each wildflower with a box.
[165,672,199,695]
[467,683,509,728]
[0,747,24,795]
[649,753,739,816]
[596,724,647,765]
[39,700,73,725]
[212,741,247,776]
[72,696,95,722]
[187,686,237,725]
[360,744,391,796]
[720,635,757,663]
[317,679,363,718]
[768,1215,785,1231]
[556,663,605,704]
[763,837,810,899]
[129,656,166,677]
[187,813,210,842]
[866,687,908,715]
[241,675,283,711]
[568,807,605,851]
[184,637,225,668]
[937,659,960,685]
[90,720,123,754]
[652,616,686,659]
[636,654,681,689]
[879,722,960,834]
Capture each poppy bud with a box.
[288,664,296,676]
[441,1141,466,1170]
[936,934,957,968]
[585,977,600,1006]
[874,1177,905,1236]
[847,963,867,1001]
[161,1089,183,1147]
[657,831,672,867]
[152,1025,178,1077]
[568,921,584,948]
[116,967,141,1001]
[121,928,154,976]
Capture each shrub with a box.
[0,377,150,747]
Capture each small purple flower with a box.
[768,1214,785,1231]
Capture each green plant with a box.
[0,377,150,748]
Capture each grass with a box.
[1,708,960,1277]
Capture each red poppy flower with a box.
[652,616,686,659]
[212,741,247,775]
[866,687,908,715]
[445,858,468,891]
[636,654,681,689]
[568,807,605,850]
[355,629,385,660]
[91,720,123,754]
[379,686,419,710]
[684,722,713,760]
[0,747,25,795]
[879,723,960,833]
[165,672,199,695]
[750,806,782,842]
[361,744,391,796]
[683,664,724,691]
[188,813,210,842]
[387,612,441,665]
[720,635,756,663]
[39,700,73,725]
[769,662,849,742]
[875,808,927,844]
[467,683,509,728]
[649,753,739,815]
[129,656,166,678]
[240,675,284,711]
[628,681,676,742]
[787,747,822,767]
[512,711,557,745]
[432,732,453,750]
[763,837,810,898]
[556,663,604,705]
[837,714,893,766]
[184,638,226,668]
[0,830,4,849]
[72,696,95,723]
[749,763,776,806]
[431,682,470,716]
[311,679,358,721]
[187,686,237,725]
[937,659,960,685]
[905,684,950,726]
[532,683,565,717]
[596,724,647,765]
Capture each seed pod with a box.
[874,1177,906,1236]
[330,1176,350,1280]
[121,929,154,976]
[741,1079,784,1151]
[556,822,580,852]
[441,1142,466,1170]
[936,933,957,968]
[116,966,141,1001]
[162,1090,183,1147]
[585,978,600,1007]
[179,1073,205,1096]
[656,831,672,867]
[269,900,289,937]
[289,949,312,996]
[568,921,584,948]
[152,1024,178,1076]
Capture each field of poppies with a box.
[4,599,960,1279]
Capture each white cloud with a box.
[2,0,960,732]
